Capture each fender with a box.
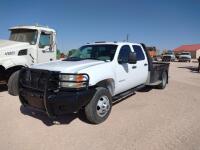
[78,62,116,95]
[0,56,29,69]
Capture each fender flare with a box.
[94,78,115,96]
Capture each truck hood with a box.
[0,40,30,57]
[179,54,191,58]
[32,60,105,73]
[0,40,29,49]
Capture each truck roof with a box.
[86,41,141,46]
[9,25,56,33]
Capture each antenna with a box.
[126,34,129,42]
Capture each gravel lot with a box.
[0,62,200,150]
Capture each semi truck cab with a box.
[0,25,57,91]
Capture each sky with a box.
[0,0,200,51]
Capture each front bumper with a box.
[19,88,95,117]
[18,68,94,117]
[178,57,191,62]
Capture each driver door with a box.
[37,31,56,63]
[115,45,136,94]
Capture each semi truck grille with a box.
[19,68,59,92]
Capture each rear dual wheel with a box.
[157,71,167,89]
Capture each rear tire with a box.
[8,70,20,96]
[157,71,167,89]
[84,87,112,124]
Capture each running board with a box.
[112,84,145,103]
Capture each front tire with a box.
[8,70,20,96]
[84,87,112,124]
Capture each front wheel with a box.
[84,87,112,124]
[157,71,167,89]
[8,70,20,96]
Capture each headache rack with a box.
[19,68,89,93]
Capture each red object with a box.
[174,44,200,52]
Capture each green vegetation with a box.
[56,49,61,59]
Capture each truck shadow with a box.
[0,85,7,92]
[178,66,199,73]
[137,86,153,92]
[20,106,91,126]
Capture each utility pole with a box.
[126,34,129,42]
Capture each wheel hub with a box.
[96,95,110,117]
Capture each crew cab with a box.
[16,42,169,124]
[0,25,57,95]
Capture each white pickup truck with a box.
[0,25,57,94]
[178,52,192,62]
[17,42,169,124]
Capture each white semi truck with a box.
[0,25,57,94]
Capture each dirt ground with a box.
[0,62,200,150]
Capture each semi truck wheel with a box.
[157,71,167,89]
[8,70,20,96]
[84,87,112,124]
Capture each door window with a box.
[39,32,52,49]
[132,45,145,61]
[118,45,131,63]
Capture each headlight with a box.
[59,74,89,88]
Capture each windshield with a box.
[166,52,173,55]
[181,52,190,55]
[166,51,173,55]
[64,44,118,61]
[9,29,38,44]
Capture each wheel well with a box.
[0,65,6,81]
[95,79,115,96]
[5,66,24,80]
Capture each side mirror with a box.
[128,52,137,64]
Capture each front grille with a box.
[19,68,59,92]
[180,57,189,59]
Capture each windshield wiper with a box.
[63,57,110,62]
[63,57,83,61]
[83,58,108,62]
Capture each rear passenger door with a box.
[132,45,148,85]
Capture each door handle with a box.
[144,63,148,66]
[132,66,137,69]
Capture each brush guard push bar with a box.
[19,68,90,92]
[18,68,92,117]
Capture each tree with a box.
[67,49,79,57]
[56,49,61,59]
